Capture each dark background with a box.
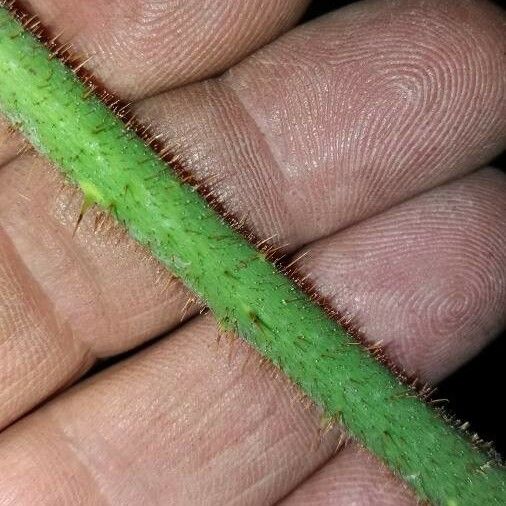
[303,0,505,457]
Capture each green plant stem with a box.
[0,7,504,505]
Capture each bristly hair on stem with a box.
[0,4,505,505]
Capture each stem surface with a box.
[0,7,504,505]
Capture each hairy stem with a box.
[0,7,504,505]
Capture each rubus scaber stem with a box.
[0,6,504,505]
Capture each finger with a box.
[136,0,505,246]
[20,0,310,98]
[280,441,418,506]
[0,225,93,427]
[0,169,504,504]
[280,170,506,505]
[297,168,506,382]
[1,0,504,430]
[0,315,340,506]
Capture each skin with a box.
[0,0,505,504]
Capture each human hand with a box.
[0,0,505,504]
